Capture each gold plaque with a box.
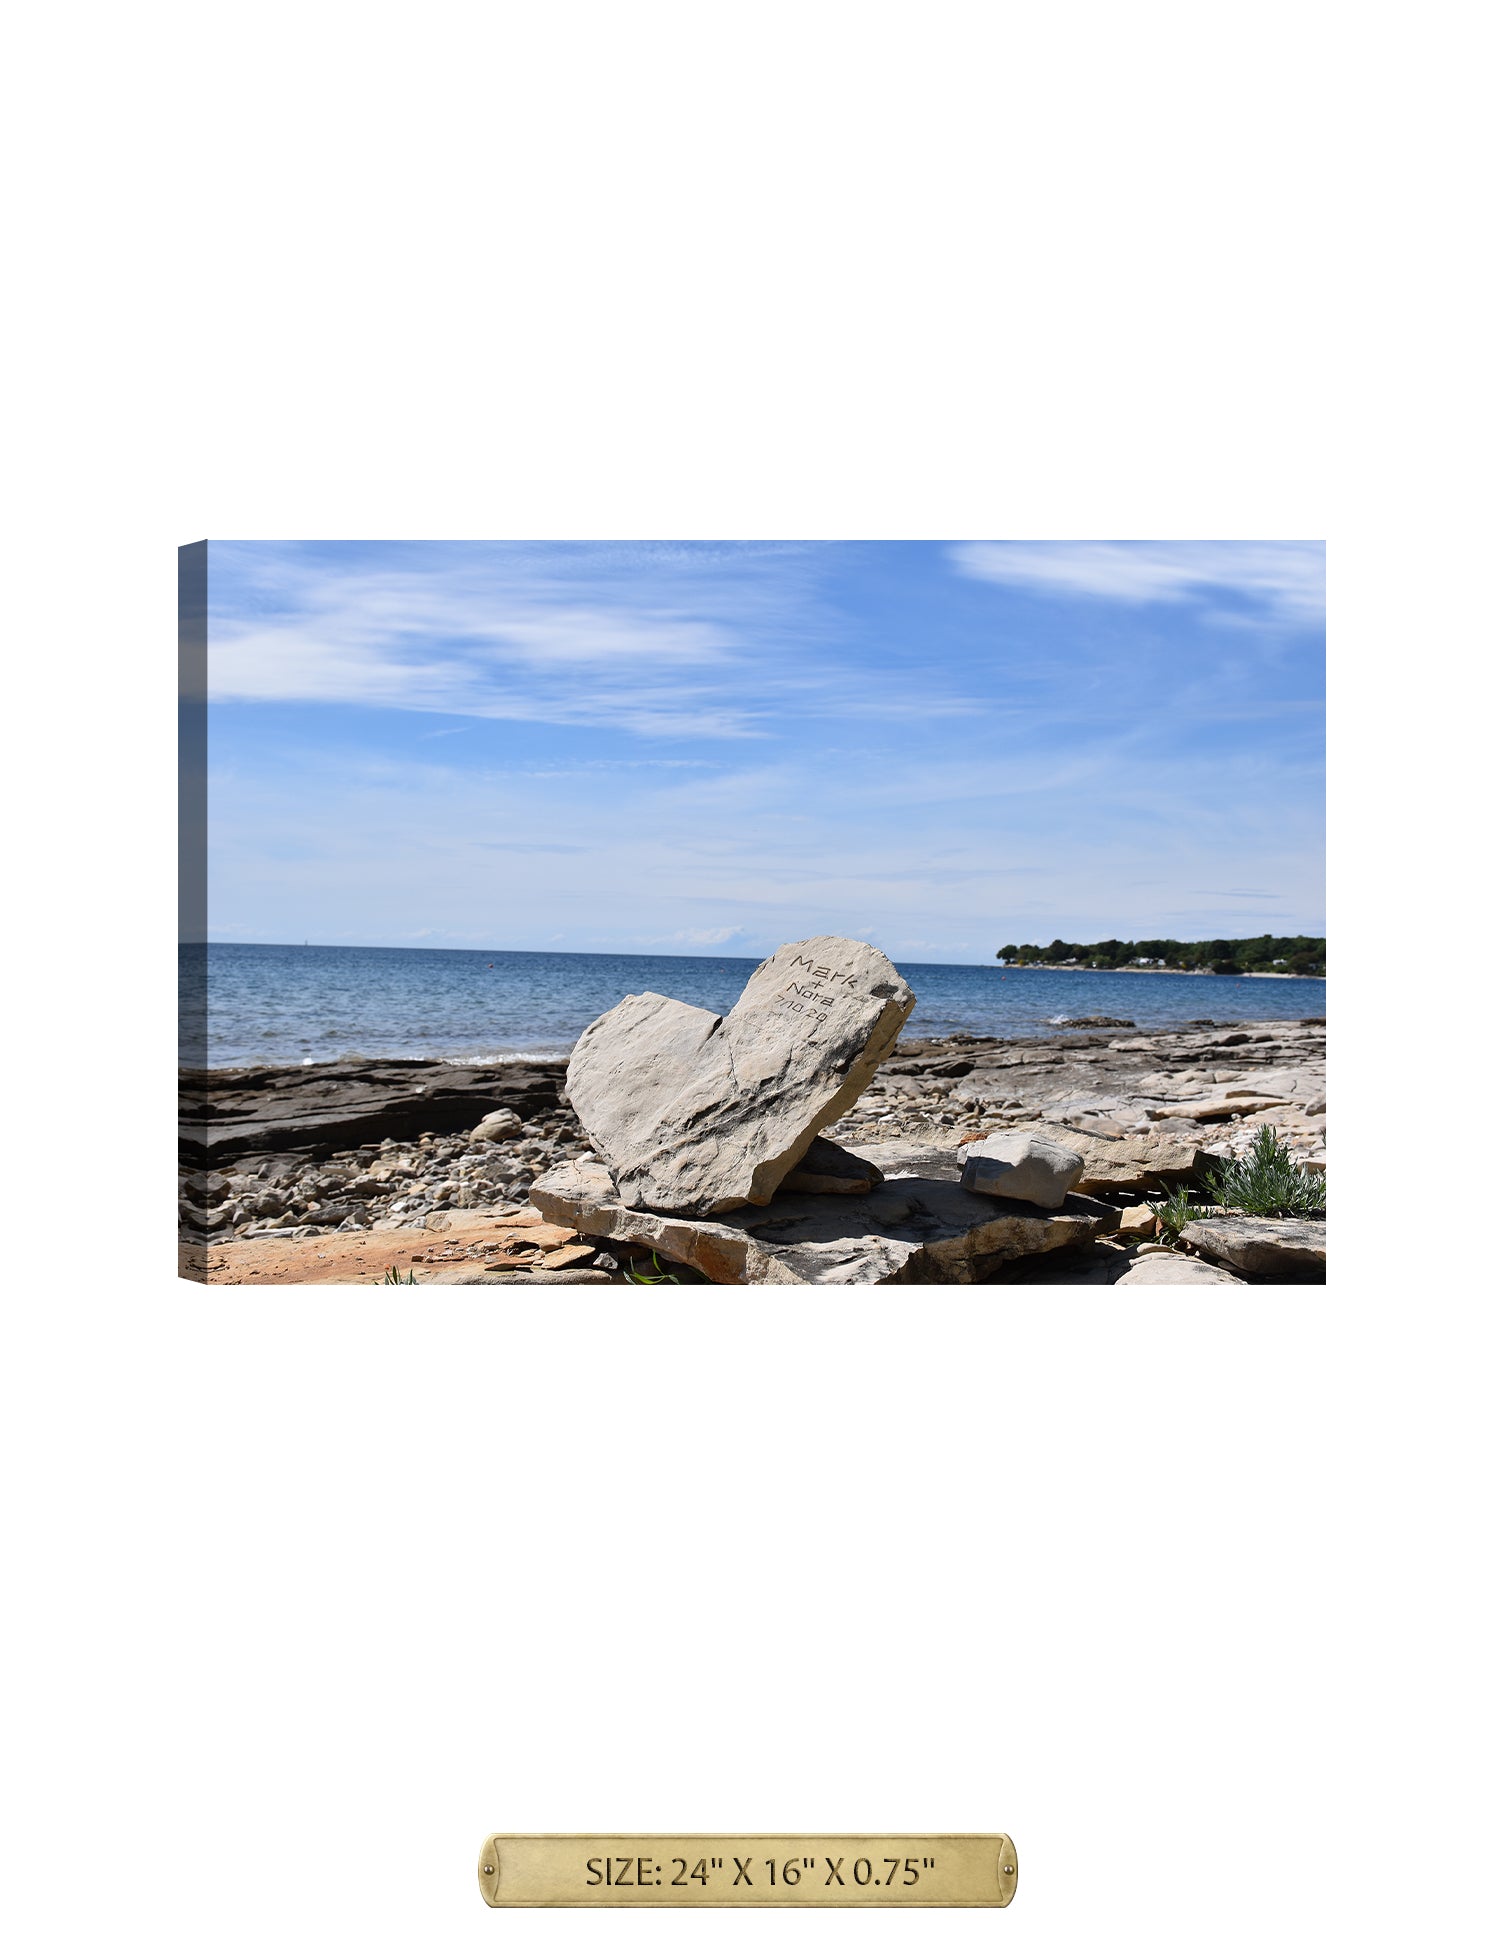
[477,1834,1017,1907]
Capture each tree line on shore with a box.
[995,935,1326,976]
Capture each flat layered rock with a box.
[1021,1122,1214,1196]
[1147,1095,1291,1122]
[1179,1216,1327,1281]
[564,936,915,1215]
[181,1058,566,1164]
[530,1157,1112,1284]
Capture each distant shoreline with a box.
[999,965,1321,979]
[192,941,1327,977]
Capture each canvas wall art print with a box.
[179,540,1326,1287]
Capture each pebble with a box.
[186,1111,590,1244]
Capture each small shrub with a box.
[1148,1186,1212,1245]
[1202,1125,1326,1219]
[374,1265,419,1284]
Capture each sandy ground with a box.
[188,1210,591,1286]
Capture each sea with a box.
[182,943,1327,1071]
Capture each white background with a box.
[4,3,1495,1947]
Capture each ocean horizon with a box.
[182,942,1327,1070]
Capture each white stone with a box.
[1114,1256,1246,1285]
[957,1133,1085,1209]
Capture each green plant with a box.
[1147,1185,1209,1245]
[374,1265,419,1284]
[622,1250,682,1286]
[1202,1125,1326,1219]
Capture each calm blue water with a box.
[181,943,1326,1070]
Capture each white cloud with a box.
[203,542,1002,740]
[204,547,782,737]
[209,599,750,736]
[949,540,1324,623]
[668,925,751,946]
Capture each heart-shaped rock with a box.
[565,936,916,1214]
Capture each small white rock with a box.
[957,1133,1085,1209]
[1115,1256,1246,1285]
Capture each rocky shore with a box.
[183,1013,1324,1285]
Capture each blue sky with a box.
[200,540,1325,960]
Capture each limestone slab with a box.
[563,936,916,1215]
[530,1157,1111,1284]
[1020,1122,1214,1196]
[1147,1096,1290,1122]
[181,1057,565,1165]
[1179,1216,1327,1281]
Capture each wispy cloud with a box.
[949,540,1324,623]
[203,541,998,740]
[203,542,835,739]
[209,600,753,737]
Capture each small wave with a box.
[440,1048,575,1065]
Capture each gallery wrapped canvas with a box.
[179,541,1325,1286]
